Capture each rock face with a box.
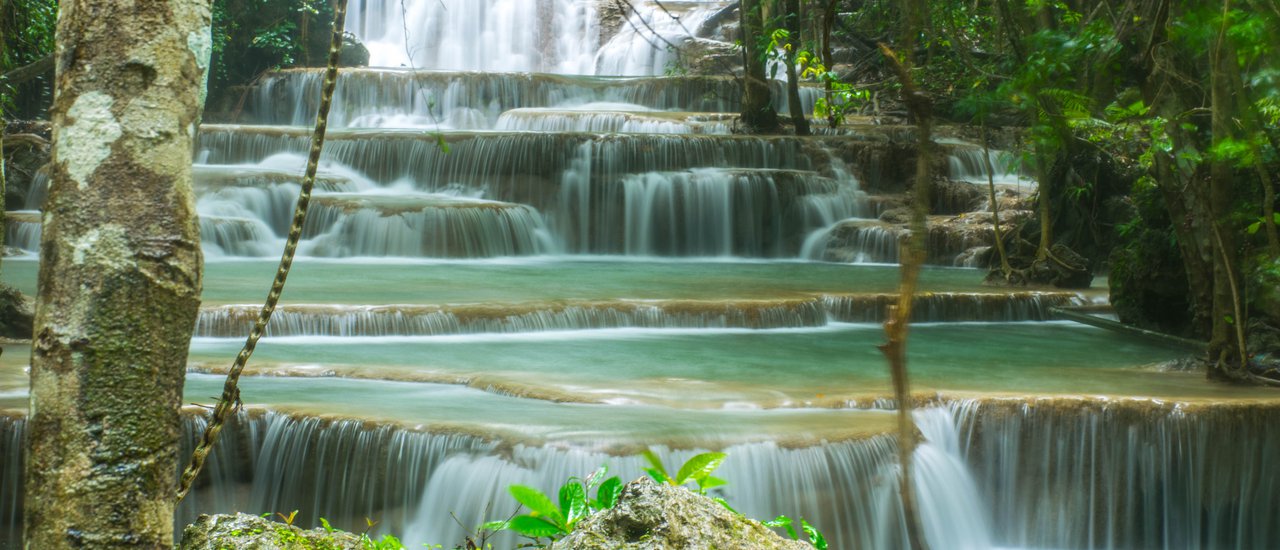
[0,286,33,339]
[179,514,365,550]
[553,478,814,550]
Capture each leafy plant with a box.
[642,450,727,495]
[276,509,300,526]
[483,466,623,543]
[360,533,406,550]
[764,515,829,550]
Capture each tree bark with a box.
[982,127,1013,277]
[740,0,779,133]
[782,0,810,135]
[25,0,211,547]
[1207,4,1245,375]
[820,0,838,128]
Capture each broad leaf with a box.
[595,476,623,510]
[584,466,608,489]
[509,485,564,525]
[675,452,727,485]
[559,482,588,527]
[507,516,565,538]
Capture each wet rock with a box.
[338,35,370,68]
[553,477,813,550]
[179,513,364,550]
[0,286,32,340]
[931,180,986,214]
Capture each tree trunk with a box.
[1207,8,1245,375]
[821,0,838,128]
[740,0,779,133]
[1,124,6,271]
[25,0,211,547]
[783,0,810,135]
[982,128,1013,277]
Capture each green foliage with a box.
[1248,214,1280,236]
[360,533,406,550]
[209,0,335,99]
[0,0,57,116]
[642,450,727,495]
[483,466,623,543]
[764,515,829,550]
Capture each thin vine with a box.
[176,0,350,502]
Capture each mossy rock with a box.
[179,513,364,550]
[552,477,813,550]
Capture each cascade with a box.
[3,0,1276,548]
[2,211,40,253]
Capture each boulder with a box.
[179,513,365,550]
[552,477,814,550]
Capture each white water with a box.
[347,0,599,73]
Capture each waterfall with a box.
[954,398,1280,549]
[913,407,993,549]
[2,211,41,253]
[190,293,1085,338]
[346,0,599,73]
[940,139,1035,187]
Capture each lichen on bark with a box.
[25,0,212,547]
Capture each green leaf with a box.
[765,515,798,539]
[595,477,623,510]
[509,485,564,525]
[319,517,334,533]
[584,466,608,489]
[1250,222,1263,235]
[642,450,669,483]
[697,476,728,491]
[434,133,451,154]
[478,520,509,532]
[506,516,565,538]
[675,452,727,485]
[559,482,588,527]
[801,519,828,550]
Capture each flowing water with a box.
[1,1,1277,548]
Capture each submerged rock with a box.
[179,513,364,550]
[552,477,813,550]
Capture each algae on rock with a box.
[552,477,813,550]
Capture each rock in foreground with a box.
[553,478,814,550]
[180,513,364,550]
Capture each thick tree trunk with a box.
[739,0,779,133]
[782,0,809,135]
[25,0,211,548]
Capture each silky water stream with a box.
[2,0,1278,548]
